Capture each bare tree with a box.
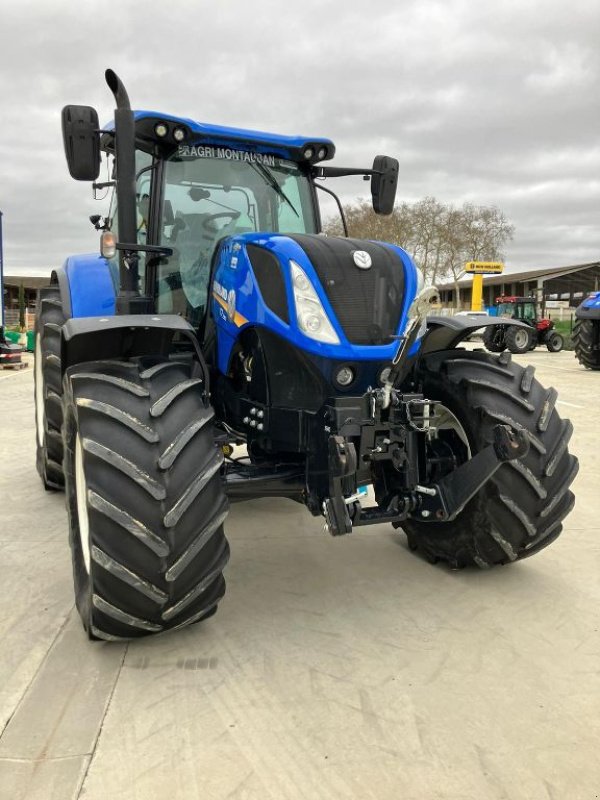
[323,197,514,306]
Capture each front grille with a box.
[289,235,405,345]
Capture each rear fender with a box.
[419,315,531,355]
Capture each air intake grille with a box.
[289,235,406,345]
[247,244,289,324]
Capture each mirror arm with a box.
[115,243,173,258]
[315,166,379,179]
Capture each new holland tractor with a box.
[573,292,600,370]
[34,70,578,640]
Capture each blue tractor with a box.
[35,71,578,640]
[573,292,600,370]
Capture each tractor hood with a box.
[210,232,420,375]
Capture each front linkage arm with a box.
[414,424,529,523]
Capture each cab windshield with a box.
[157,148,317,324]
[497,302,536,320]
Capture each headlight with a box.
[290,261,340,345]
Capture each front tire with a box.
[34,286,67,489]
[573,319,600,369]
[400,350,578,568]
[546,331,563,352]
[63,357,230,639]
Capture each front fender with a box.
[52,253,117,320]
[575,292,600,320]
[419,315,531,355]
[61,314,198,373]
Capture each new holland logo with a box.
[352,250,372,269]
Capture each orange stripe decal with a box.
[212,291,248,327]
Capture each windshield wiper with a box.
[250,161,299,219]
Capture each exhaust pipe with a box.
[105,69,139,313]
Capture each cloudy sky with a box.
[1,0,598,277]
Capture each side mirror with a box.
[371,155,398,215]
[62,105,100,181]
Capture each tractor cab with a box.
[63,83,398,328]
[495,296,537,325]
[155,144,321,325]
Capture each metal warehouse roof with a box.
[436,261,600,291]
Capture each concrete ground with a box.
[0,347,598,800]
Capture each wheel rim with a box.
[514,329,528,348]
[75,434,91,573]
[34,334,45,448]
[430,404,471,459]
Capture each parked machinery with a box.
[483,296,563,354]
[573,292,600,370]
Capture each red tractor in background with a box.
[483,296,564,354]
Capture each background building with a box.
[437,261,600,311]
[2,275,50,327]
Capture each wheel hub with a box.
[514,329,528,348]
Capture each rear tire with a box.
[483,326,506,353]
[63,357,230,640]
[400,350,578,568]
[573,319,600,369]
[505,325,533,354]
[34,286,67,490]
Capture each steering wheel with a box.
[202,211,240,233]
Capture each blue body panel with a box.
[211,233,419,376]
[59,239,419,383]
[581,292,600,311]
[575,290,600,320]
[58,254,117,318]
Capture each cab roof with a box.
[103,110,336,164]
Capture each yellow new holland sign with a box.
[465,261,504,274]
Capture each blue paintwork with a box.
[575,290,600,319]
[58,254,117,318]
[581,291,600,309]
[211,233,419,376]
[60,236,420,388]
[102,111,335,163]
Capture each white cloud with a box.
[1,0,598,275]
